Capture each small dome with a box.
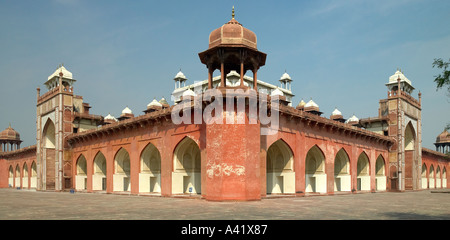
[104,113,118,122]
[159,97,169,105]
[0,125,20,141]
[331,108,342,116]
[122,106,133,115]
[297,99,306,107]
[345,114,359,124]
[436,130,450,143]
[271,88,284,96]
[174,71,186,80]
[208,8,257,50]
[48,65,73,80]
[280,72,292,81]
[147,98,162,108]
[305,99,319,108]
[182,89,196,97]
[389,69,412,85]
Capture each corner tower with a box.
[361,69,422,191]
[198,8,266,201]
[198,6,266,90]
[36,65,76,191]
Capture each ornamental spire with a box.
[232,6,235,19]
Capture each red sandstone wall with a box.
[0,148,37,189]
[422,149,449,189]
[68,108,394,200]
[0,158,7,188]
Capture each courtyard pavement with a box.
[0,188,449,220]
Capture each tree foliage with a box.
[432,58,450,94]
[432,58,450,134]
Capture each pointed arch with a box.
[266,139,295,194]
[306,145,325,174]
[139,142,162,193]
[114,148,130,175]
[375,155,386,176]
[113,148,131,192]
[140,142,161,174]
[334,148,350,175]
[421,163,428,189]
[334,148,351,192]
[357,152,370,176]
[75,154,87,190]
[375,155,386,191]
[43,119,56,149]
[429,165,435,189]
[76,154,87,175]
[357,151,370,191]
[443,167,447,189]
[42,118,56,190]
[22,163,29,189]
[173,137,201,172]
[404,121,416,151]
[172,136,201,194]
[30,161,37,188]
[267,139,294,172]
[93,151,107,191]
[23,163,28,177]
[15,164,21,188]
[305,145,326,193]
[8,165,14,187]
[436,166,442,188]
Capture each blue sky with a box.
[0,0,449,149]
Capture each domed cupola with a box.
[118,106,134,121]
[434,129,450,154]
[271,88,284,97]
[159,97,170,108]
[304,99,323,116]
[330,107,345,123]
[173,70,187,90]
[0,124,22,152]
[0,125,20,141]
[198,7,267,90]
[279,72,292,90]
[180,88,196,102]
[144,98,163,114]
[208,7,257,50]
[296,99,306,110]
[103,113,118,125]
[345,114,360,126]
[386,68,414,94]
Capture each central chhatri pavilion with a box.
[198,7,267,90]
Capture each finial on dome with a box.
[232,6,235,19]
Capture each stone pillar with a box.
[208,67,213,89]
[240,61,244,87]
[220,62,225,88]
[253,68,257,90]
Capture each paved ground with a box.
[0,188,449,220]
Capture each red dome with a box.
[436,130,450,143]
[0,125,21,141]
[208,17,257,50]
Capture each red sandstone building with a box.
[0,10,448,201]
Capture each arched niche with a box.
[266,139,295,194]
[139,143,162,193]
[305,145,326,193]
[334,148,350,192]
[93,151,107,191]
[172,137,201,194]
